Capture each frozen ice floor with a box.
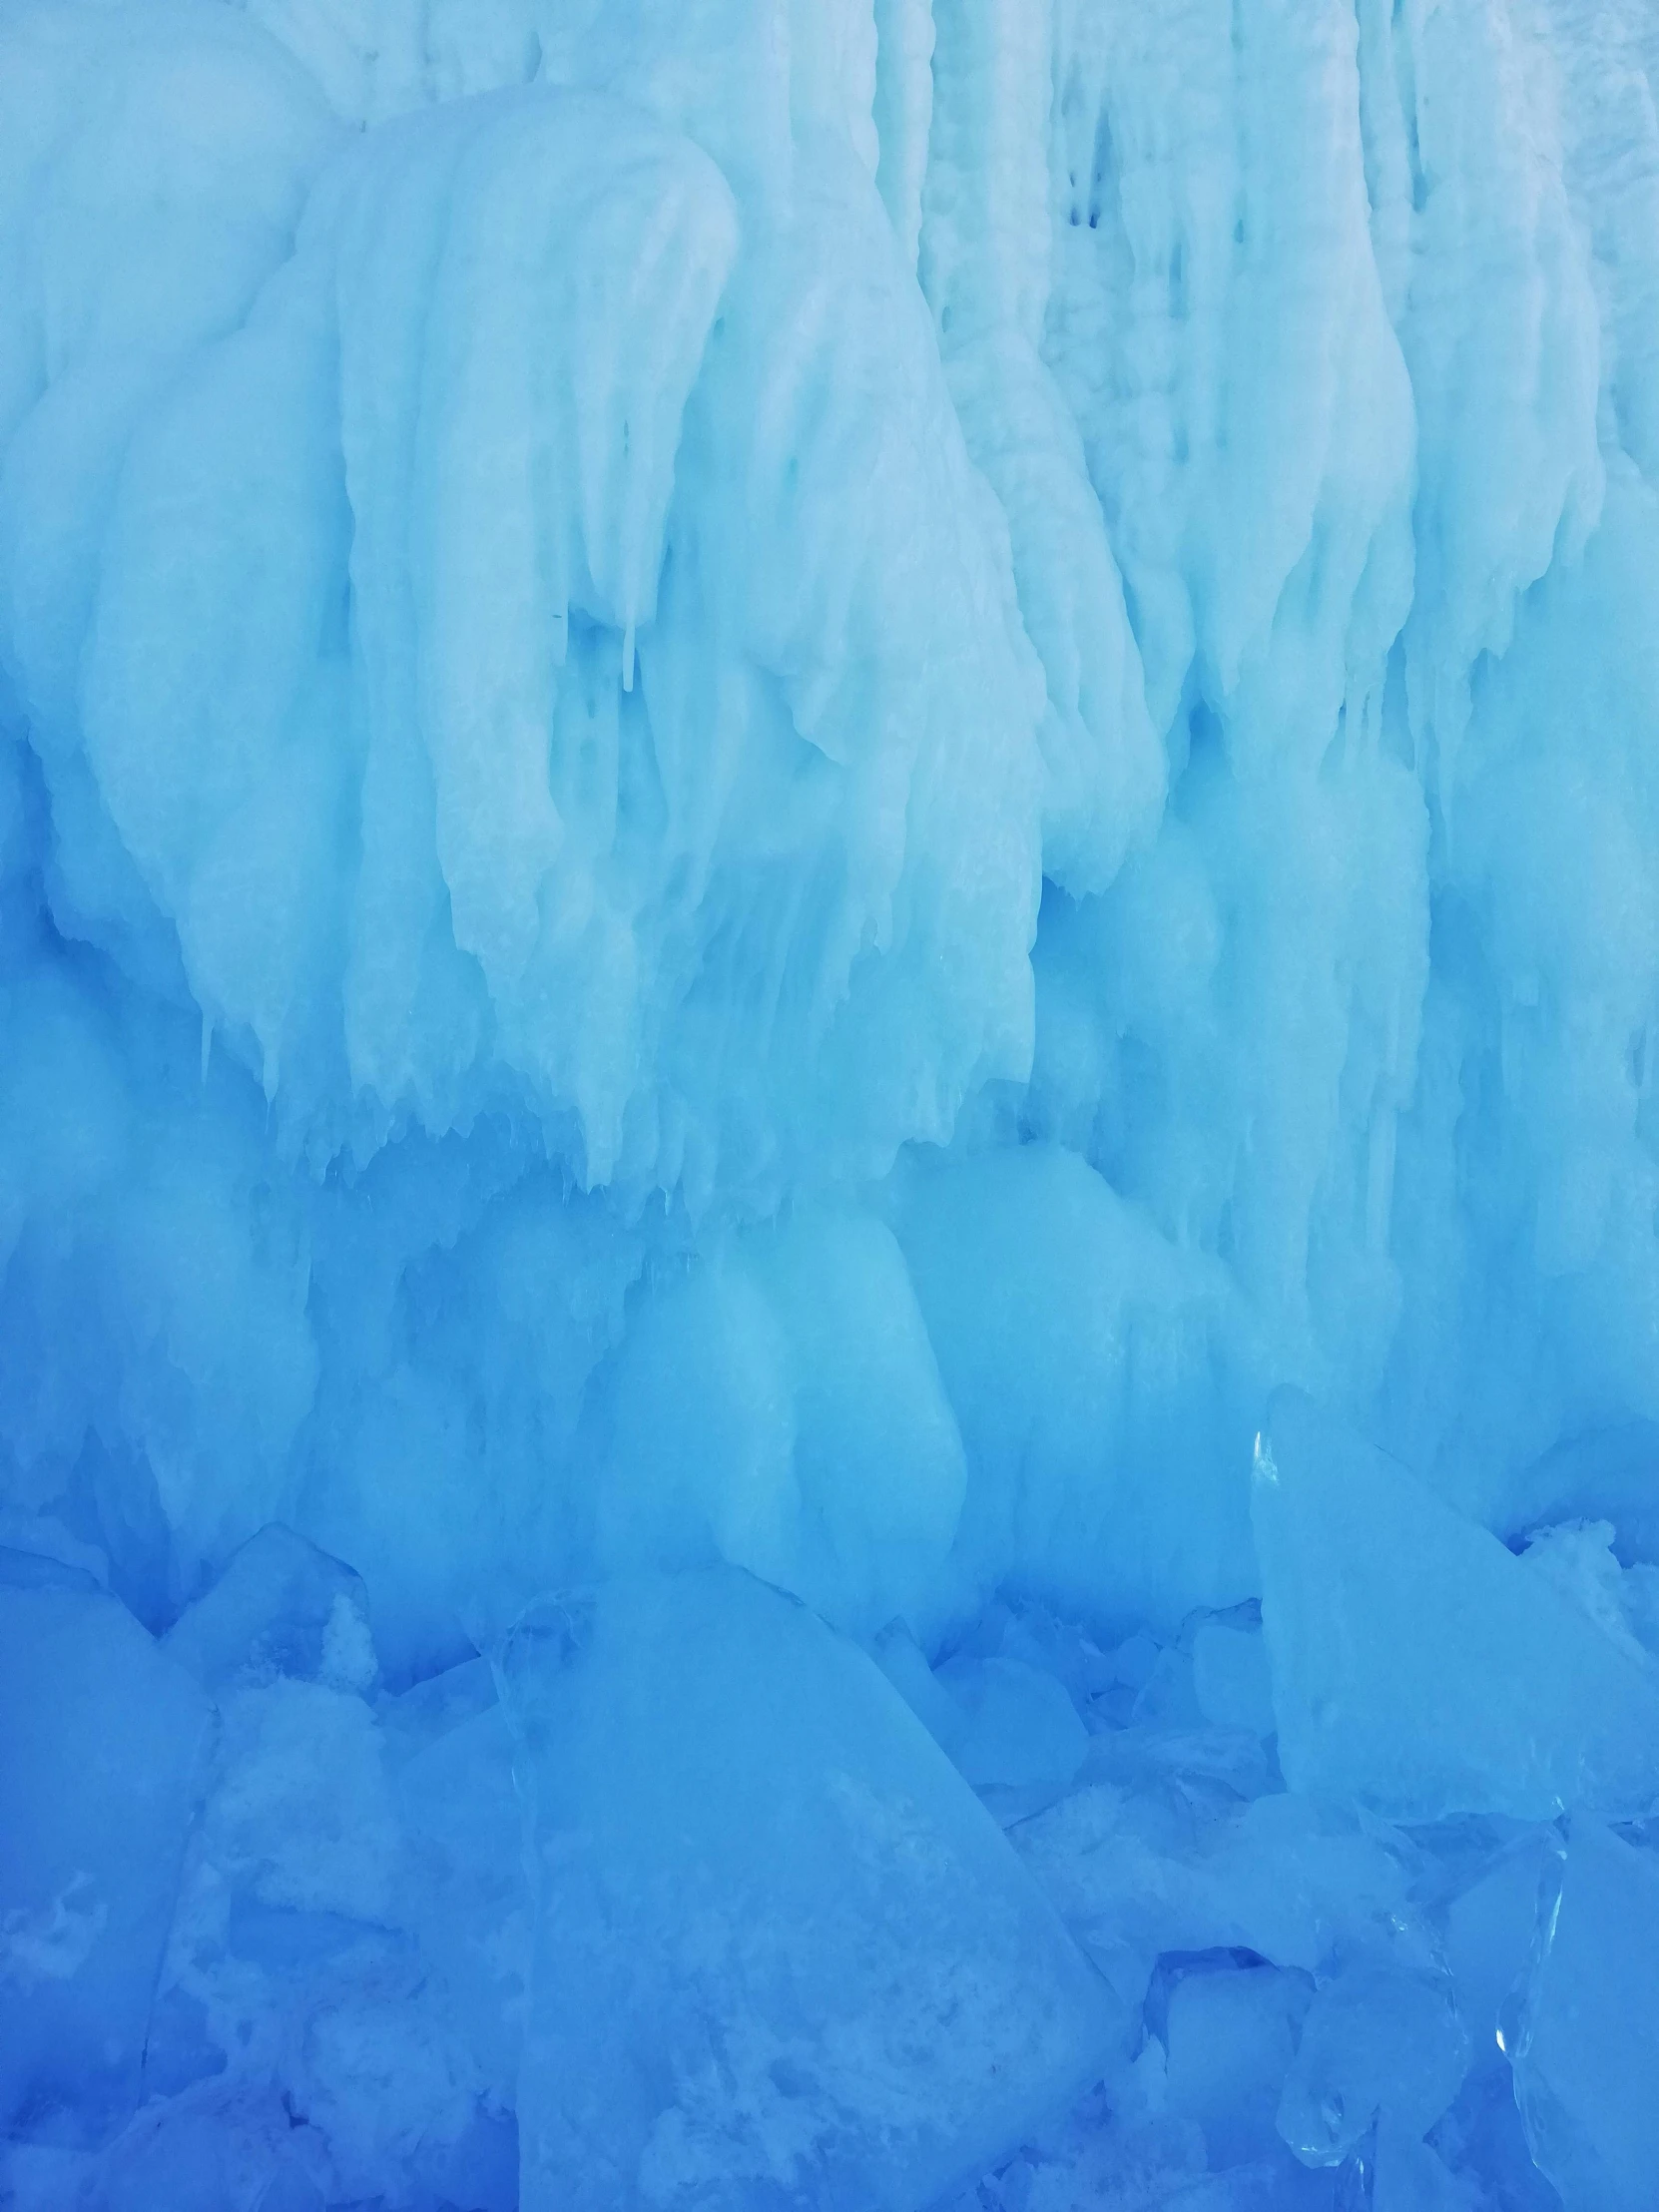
[5,1400,1658,2210]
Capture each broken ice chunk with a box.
[0,1580,210,2142]
[936,1652,1090,1802]
[1253,1391,1659,1820]
[1276,1956,1466,2168]
[1443,1830,1555,2060]
[868,1616,967,1753]
[499,1567,1115,2212]
[1510,1820,1659,2212]
[1190,1615,1276,1740]
[394,1691,529,2108]
[1157,1954,1312,2169]
[164,1523,378,1695]
[1013,1779,1411,2023]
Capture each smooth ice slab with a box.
[1511,1821,1659,2212]
[1253,1391,1659,1821]
[498,1567,1114,2211]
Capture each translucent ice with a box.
[1254,1391,1659,1821]
[498,1567,1114,2210]
[1444,1830,1556,2063]
[1275,1957,1466,2169]
[1510,1821,1659,2212]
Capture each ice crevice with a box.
[4,0,1659,2206]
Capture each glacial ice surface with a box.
[5,0,1659,2203]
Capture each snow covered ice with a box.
[5,0,1659,2204]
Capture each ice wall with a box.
[3,0,1659,1693]
[8,0,1659,2204]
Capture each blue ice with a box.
[4,0,1659,2205]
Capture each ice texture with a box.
[4,0,1659,2201]
[5,0,1659,1648]
[500,1567,1113,2209]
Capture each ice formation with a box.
[4,0,1659,2204]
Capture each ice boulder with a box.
[1510,1821,1659,2212]
[498,1566,1114,2211]
[0,1570,210,2142]
[1253,1391,1659,1820]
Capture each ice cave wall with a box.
[2,0,1659,1676]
